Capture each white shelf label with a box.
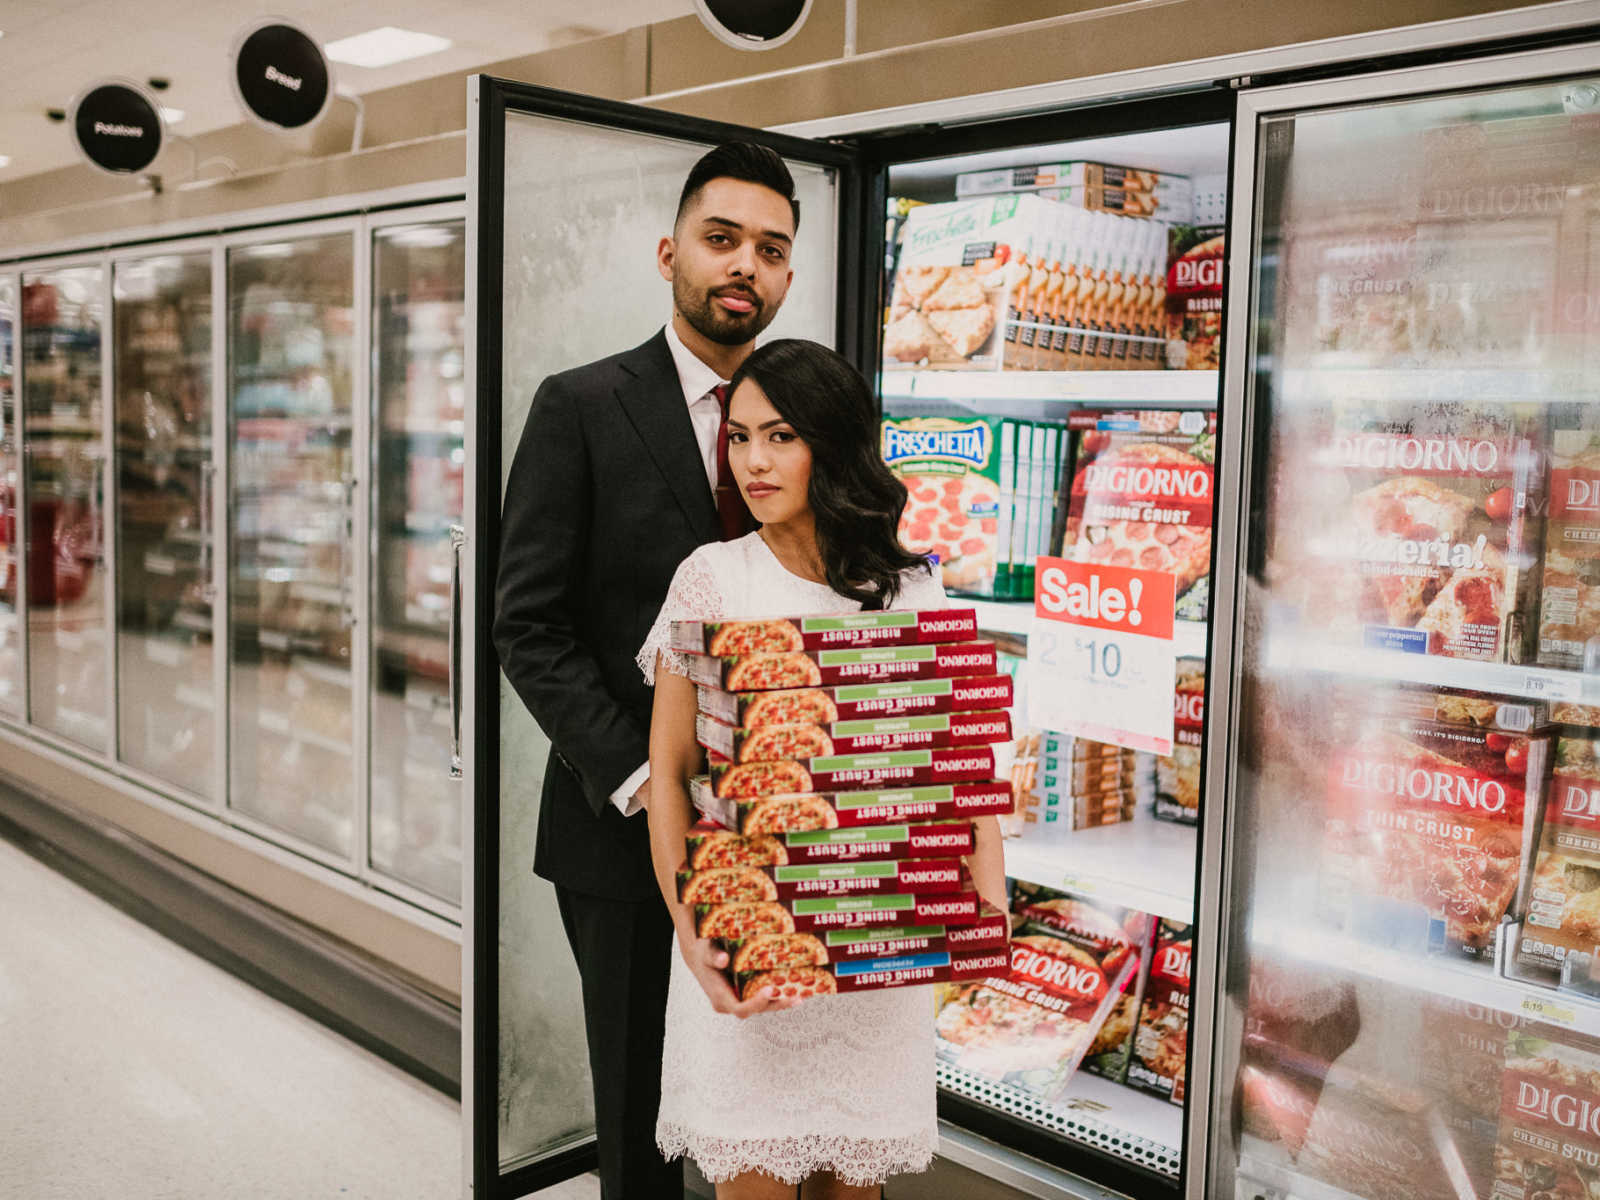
[1027,557,1176,755]
[1522,672,1582,703]
[1520,993,1577,1027]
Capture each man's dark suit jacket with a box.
[494,330,717,900]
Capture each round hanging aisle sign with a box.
[693,0,813,50]
[71,80,163,174]
[232,19,331,131]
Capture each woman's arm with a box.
[647,658,797,1019]
[966,815,1007,915]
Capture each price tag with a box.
[1027,556,1177,755]
[1520,993,1577,1027]
[1523,671,1582,703]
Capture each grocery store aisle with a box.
[0,833,460,1200]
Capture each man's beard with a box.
[674,276,776,347]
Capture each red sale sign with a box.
[1035,558,1176,639]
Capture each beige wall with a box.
[0,0,1560,252]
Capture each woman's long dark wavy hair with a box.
[729,338,931,608]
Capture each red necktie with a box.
[712,383,749,540]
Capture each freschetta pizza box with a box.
[705,746,997,799]
[684,642,998,692]
[684,819,976,868]
[715,903,1010,969]
[677,857,968,903]
[698,675,1015,731]
[690,777,1015,834]
[693,879,984,938]
[729,944,1013,1001]
[670,610,978,655]
[695,709,1013,763]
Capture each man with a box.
[494,143,799,1198]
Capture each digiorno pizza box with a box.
[729,945,1013,1001]
[684,642,998,692]
[690,777,1014,835]
[695,709,1012,763]
[1289,400,1544,663]
[1517,731,1600,977]
[693,877,984,938]
[1538,427,1600,670]
[715,903,1009,970]
[669,610,977,655]
[1155,657,1206,825]
[677,857,968,903]
[698,674,1014,731]
[684,819,976,868]
[1126,919,1192,1104]
[705,746,996,799]
[1059,409,1218,623]
[1490,1028,1600,1200]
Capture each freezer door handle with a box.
[337,475,358,629]
[198,461,216,604]
[448,524,465,780]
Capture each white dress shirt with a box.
[610,323,729,816]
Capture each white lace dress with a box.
[637,532,948,1186]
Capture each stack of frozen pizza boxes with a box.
[671,607,1016,1001]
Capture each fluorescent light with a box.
[161,107,185,124]
[0,156,10,169]
[324,26,451,69]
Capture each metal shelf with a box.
[1004,809,1196,922]
[881,369,1218,407]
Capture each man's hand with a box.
[678,930,800,1020]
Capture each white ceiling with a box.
[0,0,694,183]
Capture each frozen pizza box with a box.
[883,194,1056,372]
[695,709,1012,763]
[698,674,1015,731]
[678,856,967,904]
[684,819,976,868]
[1126,919,1192,1104]
[683,641,998,692]
[1009,881,1153,975]
[669,610,978,655]
[1082,947,1148,1083]
[953,160,1185,198]
[1490,1029,1600,1200]
[715,903,1009,971]
[704,745,997,799]
[729,944,1013,1001]
[1037,757,1135,792]
[1538,427,1600,670]
[1155,657,1206,825]
[881,415,1008,598]
[1289,401,1545,663]
[693,880,985,938]
[935,923,1136,1103]
[1323,686,1549,960]
[1417,996,1524,1198]
[1517,731,1600,977]
[1164,223,1224,370]
[1059,409,1218,623]
[690,777,1014,834]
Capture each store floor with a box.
[0,832,465,1200]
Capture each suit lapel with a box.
[616,330,719,542]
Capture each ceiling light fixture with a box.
[323,26,451,69]
[0,156,11,168]
[161,107,185,124]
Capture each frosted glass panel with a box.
[496,110,838,1168]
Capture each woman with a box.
[637,339,1007,1198]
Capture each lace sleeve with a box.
[637,549,725,685]
[894,561,949,612]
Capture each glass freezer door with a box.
[1209,47,1600,1200]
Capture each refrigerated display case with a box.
[1206,43,1600,1200]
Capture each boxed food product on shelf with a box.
[883,194,1052,370]
[953,161,1185,198]
[704,745,997,799]
[715,903,1010,970]
[1083,970,1144,1083]
[694,879,985,937]
[1010,881,1153,975]
[1538,427,1600,670]
[698,674,1014,731]
[1059,409,1217,623]
[1417,996,1525,1198]
[1155,658,1206,824]
[685,819,977,867]
[669,610,978,654]
[1164,222,1224,370]
[1126,919,1192,1103]
[683,641,998,691]
[1288,401,1545,663]
[1518,731,1600,977]
[695,709,1012,762]
[1488,1029,1600,1200]
[678,857,968,902]
[690,777,1015,834]
[730,944,1013,1000]
[1322,686,1548,959]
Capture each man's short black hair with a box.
[675,142,800,234]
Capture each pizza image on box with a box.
[1490,1030,1600,1200]
[671,609,977,655]
[684,827,789,869]
[1061,409,1217,622]
[737,965,839,1002]
[1518,733,1600,977]
[700,675,1014,732]
[691,777,1014,834]
[1539,428,1600,669]
[882,416,1007,596]
[706,746,997,799]
[677,865,779,905]
[685,642,999,692]
[695,902,796,940]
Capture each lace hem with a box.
[657,1125,936,1187]
[636,548,725,686]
